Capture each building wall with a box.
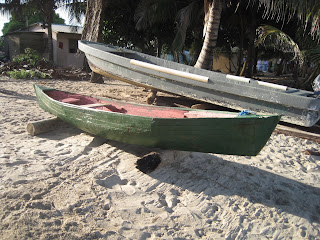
[5,35,20,60]
[9,24,84,68]
[56,32,84,68]
[4,32,45,60]
[213,53,238,74]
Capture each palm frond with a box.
[306,46,320,63]
[61,0,86,25]
[172,1,201,51]
[0,0,24,15]
[256,25,304,64]
[135,0,177,31]
[255,0,320,41]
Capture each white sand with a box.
[0,77,320,239]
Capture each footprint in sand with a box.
[96,174,128,189]
[120,185,136,195]
[96,174,136,195]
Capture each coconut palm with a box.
[181,0,320,71]
[81,0,107,83]
[194,0,223,69]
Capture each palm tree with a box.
[184,0,319,72]
[81,0,107,83]
[194,0,223,69]
[256,24,320,90]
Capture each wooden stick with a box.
[146,90,157,105]
[275,124,320,143]
[81,103,109,108]
[26,117,65,136]
[130,59,209,83]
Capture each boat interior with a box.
[45,90,238,119]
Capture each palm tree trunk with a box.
[194,0,222,70]
[41,1,55,63]
[82,0,107,83]
[245,9,257,77]
[47,21,53,62]
[236,10,245,76]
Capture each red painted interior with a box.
[46,90,187,118]
[46,90,236,119]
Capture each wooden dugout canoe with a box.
[78,40,320,127]
[34,84,280,156]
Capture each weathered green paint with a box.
[34,84,280,156]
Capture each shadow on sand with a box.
[35,122,320,224]
[0,88,37,101]
[107,140,320,224]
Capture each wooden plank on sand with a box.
[275,125,320,143]
[26,117,65,136]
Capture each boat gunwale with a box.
[35,85,278,121]
[78,41,320,107]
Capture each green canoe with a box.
[34,84,280,156]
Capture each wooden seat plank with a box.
[81,103,109,108]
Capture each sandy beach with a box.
[0,76,320,239]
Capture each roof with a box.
[51,24,83,34]
[9,22,83,35]
[4,31,44,36]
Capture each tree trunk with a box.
[253,50,258,75]
[47,20,53,62]
[41,0,55,63]
[194,0,222,70]
[26,117,65,136]
[240,58,247,76]
[236,9,245,76]
[82,0,107,83]
[245,10,257,77]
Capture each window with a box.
[69,39,78,53]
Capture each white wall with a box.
[56,32,84,68]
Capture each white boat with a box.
[79,40,320,127]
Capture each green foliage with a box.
[256,25,303,64]
[2,12,65,35]
[2,21,25,36]
[7,69,48,79]
[102,0,160,53]
[0,36,4,51]
[5,48,49,79]
[12,48,47,66]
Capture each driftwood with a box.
[146,90,157,104]
[275,124,320,143]
[191,103,214,110]
[26,117,65,136]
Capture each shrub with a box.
[7,69,48,79]
[12,48,47,66]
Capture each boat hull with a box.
[78,40,320,127]
[34,84,280,156]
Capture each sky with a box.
[0,2,83,36]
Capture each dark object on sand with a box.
[136,152,161,173]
